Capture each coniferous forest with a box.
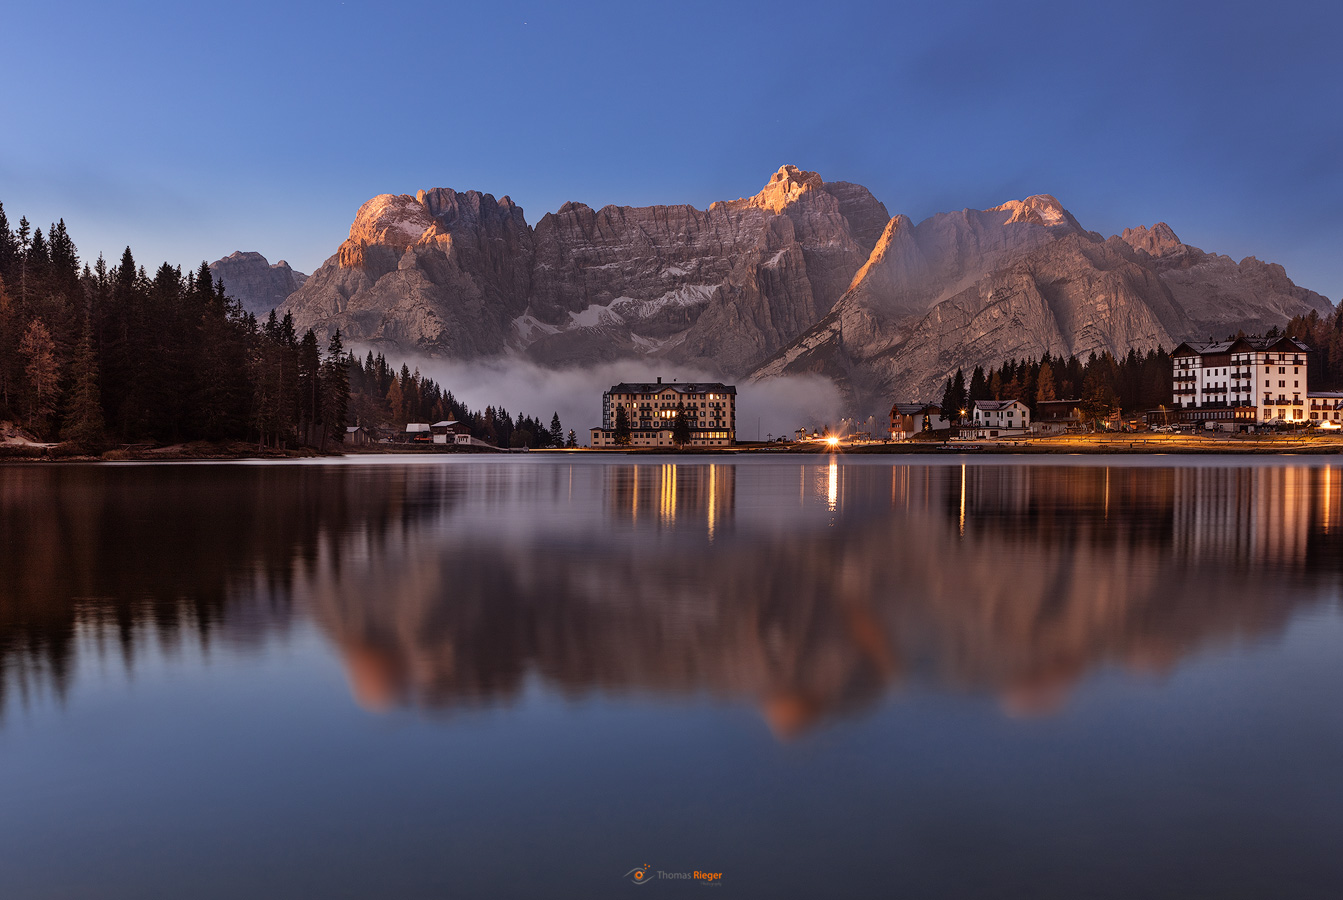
[938,349,1176,423]
[0,204,569,453]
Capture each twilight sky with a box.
[2,0,1340,300]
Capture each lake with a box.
[1,455,1340,898]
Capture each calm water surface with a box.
[1,455,1341,898]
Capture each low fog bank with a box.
[370,352,844,443]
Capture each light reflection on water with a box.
[2,457,1342,728]
[1,456,1341,897]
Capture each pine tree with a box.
[968,366,988,402]
[323,330,350,447]
[62,318,105,452]
[940,369,967,422]
[549,412,563,447]
[0,203,18,286]
[0,276,17,417]
[614,405,631,445]
[672,401,691,447]
[297,329,322,443]
[566,429,577,448]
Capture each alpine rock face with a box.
[208,251,308,317]
[277,168,1332,418]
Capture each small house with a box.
[890,402,947,440]
[430,420,471,444]
[1033,400,1083,435]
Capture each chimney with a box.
[657,376,662,384]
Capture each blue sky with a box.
[2,0,1340,299]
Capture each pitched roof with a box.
[1173,336,1310,357]
[608,381,736,395]
[974,399,1024,411]
[891,402,940,415]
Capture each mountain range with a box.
[215,167,1331,418]
[208,251,308,318]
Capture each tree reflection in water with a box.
[2,460,1340,734]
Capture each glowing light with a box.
[826,435,840,448]
[828,460,838,511]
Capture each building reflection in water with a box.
[2,461,1340,736]
[606,463,735,538]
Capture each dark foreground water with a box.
[1,455,1341,899]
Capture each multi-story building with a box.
[590,377,736,448]
[1170,336,1311,424]
[971,399,1030,437]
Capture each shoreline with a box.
[4,434,1343,462]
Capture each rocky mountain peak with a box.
[338,193,436,267]
[208,251,308,318]
[991,194,1077,228]
[1120,222,1184,258]
[711,164,826,214]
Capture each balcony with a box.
[1173,388,1196,396]
[1173,373,1197,382]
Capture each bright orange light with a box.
[826,435,840,447]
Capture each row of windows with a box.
[610,392,733,402]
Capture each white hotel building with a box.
[1170,336,1322,425]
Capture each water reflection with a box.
[2,460,1340,733]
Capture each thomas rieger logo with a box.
[623,864,724,886]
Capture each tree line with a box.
[1285,310,1343,390]
[939,348,1175,423]
[0,203,569,452]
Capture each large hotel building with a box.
[590,378,736,448]
[1170,335,1343,425]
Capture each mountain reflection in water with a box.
[1,459,1340,734]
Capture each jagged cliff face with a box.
[278,168,1332,417]
[752,202,1332,416]
[208,251,307,317]
[288,189,534,356]
[280,166,888,369]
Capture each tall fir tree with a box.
[322,330,350,446]
[62,318,105,452]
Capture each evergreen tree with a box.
[614,405,631,445]
[549,412,563,447]
[968,366,988,402]
[322,330,350,447]
[566,429,577,448]
[62,318,105,452]
[297,329,322,443]
[672,401,691,447]
[0,276,18,416]
[0,203,17,285]
[940,369,967,422]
